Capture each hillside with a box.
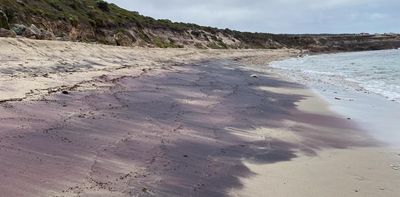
[0,0,400,51]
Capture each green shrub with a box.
[48,0,63,11]
[68,15,79,27]
[0,10,10,29]
[96,0,110,12]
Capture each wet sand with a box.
[0,38,399,197]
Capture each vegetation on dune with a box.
[1,0,145,28]
[0,0,399,51]
[0,0,221,31]
[0,0,229,45]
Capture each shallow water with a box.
[271,49,400,103]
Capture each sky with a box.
[107,0,399,34]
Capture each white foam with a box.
[270,49,400,104]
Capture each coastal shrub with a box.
[96,0,110,12]
[194,43,206,49]
[138,30,151,43]
[207,41,228,49]
[0,10,9,29]
[68,15,79,27]
[152,37,183,48]
[207,42,221,49]
[191,30,202,38]
[49,1,63,11]
[153,37,167,48]
[210,35,219,41]
[319,38,328,45]
[3,8,15,23]
[215,40,228,49]
[115,28,136,42]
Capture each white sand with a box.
[229,87,400,197]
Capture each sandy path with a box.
[0,38,399,197]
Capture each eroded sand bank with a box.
[0,38,399,197]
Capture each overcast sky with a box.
[107,0,399,34]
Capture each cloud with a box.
[107,0,400,33]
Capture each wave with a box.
[270,50,400,103]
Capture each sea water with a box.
[271,49,400,103]
[270,49,400,147]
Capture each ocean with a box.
[271,49,400,103]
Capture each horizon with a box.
[107,0,400,34]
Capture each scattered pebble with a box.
[183,155,189,158]
[62,90,69,95]
[335,97,341,100]
[390,164,399,170]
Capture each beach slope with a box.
[0,38,399,197]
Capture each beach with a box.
[0,38,399,197]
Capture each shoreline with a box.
[272,49,400,105]
[313,86,400,148]
[0,38,399,196]
[269,51,400,147]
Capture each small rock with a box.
[183,155,189,158]
[29,24,41,35]
[114,31,134,46]
[62,90,69,95]
[390,164,399,170]
[11,23,55,40]
[41,29,55,40]
[335,97,341,100]
[12,24,27,36]
[142,187,148,192]
[0,28,16,37]
[21,24,42,39]
[250,74,258,78]
[347,118,352,120]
